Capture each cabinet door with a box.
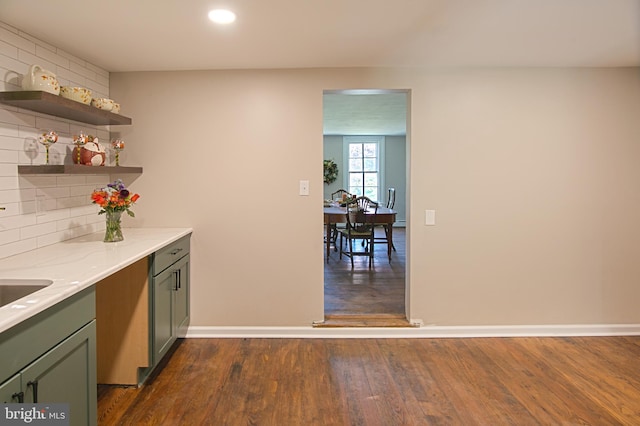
[153,266,176,365]
[21,320,97,426]
[174,254,190,338]
[0,373,23,403]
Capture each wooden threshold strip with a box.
[314,314,416,328]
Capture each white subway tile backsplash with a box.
[37,197,56,213]
[75,184,97,197]
[68,59,97,81]
[94,73,109,89]
[1,188,36,203]
[19,200,35,215]
[19,176,57,188]
[0,26,35,54]
[69,122,101,138]
[17,126,39,139]
[0,202,18,215]
[17,148,40,164]
[85,62,108,79]
[57,175,87,187]
[18,30,56,52]
[0,163,16,176]
[36,208,69,224]
[0,127,20,142]
[71,204,96,217]
[56,66,88,89]
[0,40,18,59]
[0,60,28,84]
[0,236,36,258]
[86,213,104,225]
[0,108,36,127]
[36,186,71,199]
[88,82,109,99]
[86,175,107,185]
[0,228,20,244]
[0,149,19,163]
[0,212,36,230]
[0,67,21,90]
[19,221,55,239]
[36,229,67,247]
[34,116,70,134]
[35,44,70,70]
[56,216,87,232]
[0,21,113,258]
[56,195,84,209]
[0,176,19,189]
[17,50,57,75]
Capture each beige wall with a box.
[111,67,640,327]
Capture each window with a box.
[343,136,384,202]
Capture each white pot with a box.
[22,64,60,95]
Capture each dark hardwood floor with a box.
[324,227,406,324]
[98,336,640,425]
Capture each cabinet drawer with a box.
[153,235,190,276]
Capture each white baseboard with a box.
[185,323,640,339]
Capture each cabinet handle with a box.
[12,391,24,403]
[170,248,183,256]
[27,380,38,402]
[173,270,180,291]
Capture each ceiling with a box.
[323,91,408,136]
[1,0,638,135]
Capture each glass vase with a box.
[104,210,124,242]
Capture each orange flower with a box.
[91,179,140,217]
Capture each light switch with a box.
[299,180,309,196]
[425,210,435,225]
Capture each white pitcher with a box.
[22,64,60,95]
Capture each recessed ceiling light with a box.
[208,9,236,24]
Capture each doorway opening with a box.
[321,89,410,327]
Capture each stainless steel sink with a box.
[0,279,53,307]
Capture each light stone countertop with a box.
[0,227,193,333]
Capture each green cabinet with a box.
[151,235,190,368]
[0,373,21,403]
[6,322,96,425]
[0,287,97,425]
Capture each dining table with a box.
[324,204,397,262]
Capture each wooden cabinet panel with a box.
[96,258,149,385]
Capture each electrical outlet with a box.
[299,180,309,196]
[425,210,435,225]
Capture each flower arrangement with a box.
[91,179,140,216]
[323,159,338,185]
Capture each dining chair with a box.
[339,196,378,268]
[373,187,396,253]
[331,188,352,204]
[329,189,353,251]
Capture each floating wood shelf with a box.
[0,91,132,125]
[18,165,143,174]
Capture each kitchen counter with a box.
[0,228,193,333]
